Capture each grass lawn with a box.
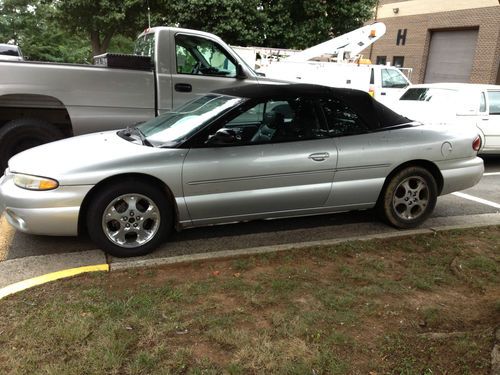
[0,227,499,374]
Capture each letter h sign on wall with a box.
[396,29,407,45]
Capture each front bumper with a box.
[0,171,93,236]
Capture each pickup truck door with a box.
[170,32,253,110]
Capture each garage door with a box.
[424,30,478,83]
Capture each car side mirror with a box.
[207,128,239,145]
[236,64,247,80]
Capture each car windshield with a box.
[400,88,457,103]
[137,94,243,147]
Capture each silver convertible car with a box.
[0,84,484,257]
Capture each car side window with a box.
[319,97,369,136]
[175,34,237,77]
[208,97,328,146]
[488,91,500,115]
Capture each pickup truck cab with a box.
[0,27,274,172]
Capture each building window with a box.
[393,56,404,68]
[376,56,387,65]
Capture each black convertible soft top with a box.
[214,83,410,130]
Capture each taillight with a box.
[472,135,481,152]
[368,86,375,97]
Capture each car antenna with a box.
[146,0,151,29]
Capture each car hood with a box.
[7,131,185,185]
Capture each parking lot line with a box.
[483,172,500,176]
[452,192,500,209]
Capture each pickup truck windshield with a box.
[381,68,409,89]
[137,95,243,147]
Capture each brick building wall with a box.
[362,0,500,84]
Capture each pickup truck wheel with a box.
[87,180,173,257]
[379,166,437,229]
[0,118,64,173]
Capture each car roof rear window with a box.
[0,44,20,56]
[400,87,456,102]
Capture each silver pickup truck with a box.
[0,27,274,171]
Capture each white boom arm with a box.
[286,22,386,62]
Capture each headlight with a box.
[13,173,59,191]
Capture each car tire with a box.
[86,180,173,257]
[0,118,64,173]
[379,166,437,229]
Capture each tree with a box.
[154,0,267,46]
[153,0,376,49]
[53,0,152,57]
[0,0,90,63]
[261,0,377,49]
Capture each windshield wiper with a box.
[123,126,154,147]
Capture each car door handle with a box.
[308,152,330,161]
[175,83,192,93]
[380,92,386,96]
[481,117,489,121]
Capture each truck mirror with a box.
[236,64,247,80]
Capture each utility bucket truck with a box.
[259,22,411,105]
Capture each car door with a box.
[318,96,391,208]
[181,97,338,224]
[171,32,251,110]
[481,90,500,151]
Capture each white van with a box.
[262,62,410,106]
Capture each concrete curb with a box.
[0,264,109,300]
[0,250,107,289]
[110,228,434,270]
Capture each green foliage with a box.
[53,0,150,56]
[157,0,376,49]
[262,0,377,49]
[156,0,267,46]
[0,0,91,62]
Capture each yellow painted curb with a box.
[0,264,109,300]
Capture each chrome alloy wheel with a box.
[392,176,429,220]
[101,193,161,248]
